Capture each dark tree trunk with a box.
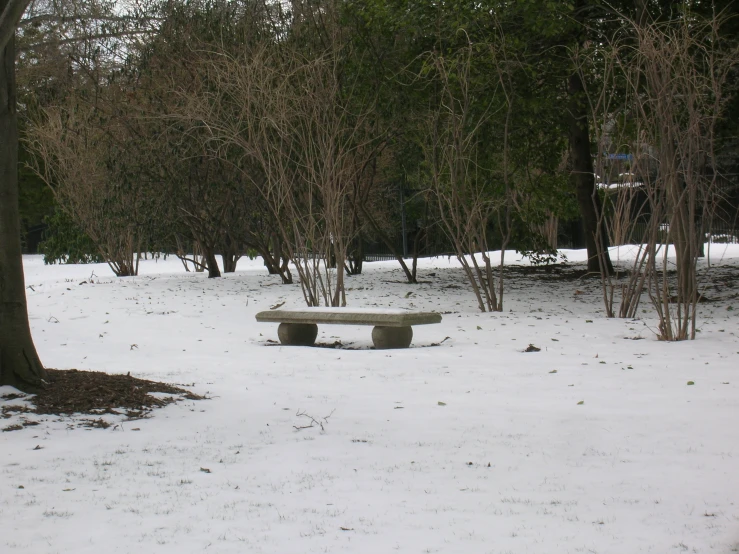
[261,251,292,283]
[358,203,417,284]
[262,234,280,274]
[346,232,363,275]
[410,225,426,282]
[259,233,292,283]
[222,254,239,273]
[345,214,363,275]
[567,71,614,275]
[221,241,239,273]
[278,254,292,284]
[0,14,46,392]
[220,234,240,273]
[203,246,221,278]
[263,253,280,274]
[568,0,614,275]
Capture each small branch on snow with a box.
[293,409,336,432]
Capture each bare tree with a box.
[422,39,516,313]
[628,13,734,340]
[576,41,646,318]
[187,12,382,306]
[27,92,150,276]
[598,11,737,338]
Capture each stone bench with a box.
[255,308,442,349]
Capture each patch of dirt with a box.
[31,369,203,416]
[1,393,27,401]
[2,424,23,432]
[314,341,352,349]
[2,404,33,418]
[505,264,585,278]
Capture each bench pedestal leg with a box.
[278,323,318,346]
[371,326,413,349]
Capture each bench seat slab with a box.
[256,308,441,327]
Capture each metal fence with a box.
[612,220,739,247]
[362,217,739,262]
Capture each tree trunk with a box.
[262,251,280,273]
[279,254,292,284]
[258,234,292,283]
[221,241,239,273]
[346,231,363,275]
[0,13,46,392]
[203,246,221,278]
[410,225,426,282]
[222,254,238,273]
[220,234,240,273]
[567,71,614,275]
[358,202,416,283]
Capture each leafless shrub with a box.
[185,13,382,305]
[26,100,146,277]
[583,10,737,336]
[421,39,515,312]
[625,13,735,340]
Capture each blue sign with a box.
[606,153,634,161]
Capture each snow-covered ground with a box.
[2,246,738,554]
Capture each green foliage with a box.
[519,250,568,266]
[16,0,737,269]
[40,208,103,265]
[343,0,586,254]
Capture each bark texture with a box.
[0,4,46,391]
[567,70,614,275]
[568,0,614,275]
[203,246,221,278]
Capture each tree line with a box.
[1,0,738,391]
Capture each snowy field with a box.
[2,245,739,554]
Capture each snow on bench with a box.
[255,307,442,349]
